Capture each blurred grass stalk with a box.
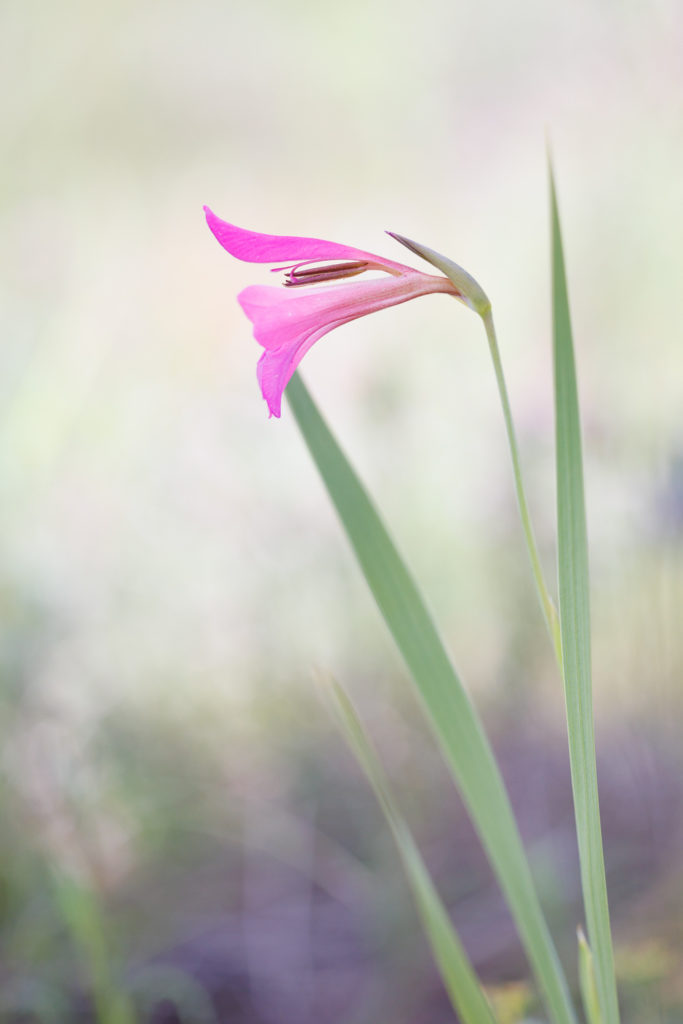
[328,678,498,1024]
[52,871,221,1023]
[52,871,137,1024]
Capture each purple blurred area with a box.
[2,686,682,1022]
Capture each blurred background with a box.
[2,1,683,1020]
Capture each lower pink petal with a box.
[237,274,459,417]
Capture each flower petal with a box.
[240,285,354,417]
[204,207,409,273]
[256,325,331,419]
[239,272,457,417]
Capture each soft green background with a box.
[1,1,682,1019]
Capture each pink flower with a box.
[204,207,464,418]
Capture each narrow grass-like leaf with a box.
[286,371,577,1024]
[550,165,619,1024]
[578,927,604,1024]
[329,679,498,1024]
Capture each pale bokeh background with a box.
[3,0,682,705]
[2,1,683,1019]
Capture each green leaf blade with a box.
[329,679,498,1024]
[578,926,604,1024]
[286,371,577,1024]
[550,165,620,1024]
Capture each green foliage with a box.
[287,371,577,1024]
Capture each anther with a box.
[284,260,369,287]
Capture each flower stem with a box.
[481,307,563,668]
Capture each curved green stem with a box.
[481,307,563,668]
[387,231,561,666]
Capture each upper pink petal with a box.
[204,207,410,273]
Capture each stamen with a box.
[283,260,369,287]
[270,260,317,273]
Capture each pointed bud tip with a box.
[388,230,491,317]
[386,230,422,258]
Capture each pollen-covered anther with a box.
[284,260,369,287]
